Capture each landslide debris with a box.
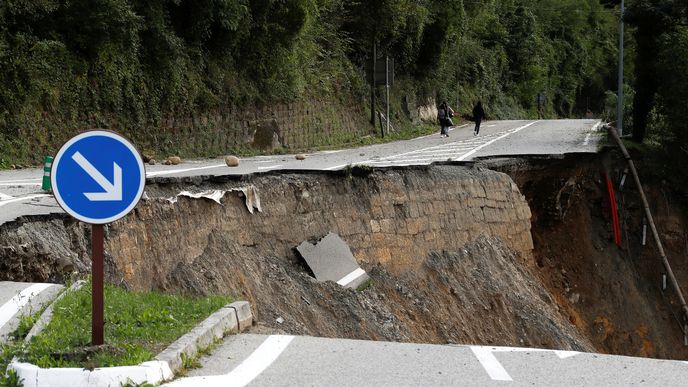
[165,232,592,351]
[2,158,687,360]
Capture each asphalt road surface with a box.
[165,334,688,386]
[0,119,603,225]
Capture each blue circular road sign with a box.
[51,130,146,224]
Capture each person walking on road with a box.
[472,101,485,136]
[438,101,454,138]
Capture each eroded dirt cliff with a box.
[1,159,686,359]
[490,154,688,360]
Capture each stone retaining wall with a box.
[0,165,533,289]
[106,165,533,290]
[7,97,372,165]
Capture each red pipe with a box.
[606,174,622,246]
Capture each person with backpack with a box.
[438,101,454,137]
[472,101,485,136]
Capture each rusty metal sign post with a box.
[51,130,146,345]
[91,224,105,344]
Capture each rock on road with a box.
[0,119,602,225]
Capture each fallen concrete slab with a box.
[296,232,369,289]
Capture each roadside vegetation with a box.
[0,282,232,377]
[0,0,619,166]
[0,0,686,194]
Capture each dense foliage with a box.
[622,0,688,186]
[0,0,630,163]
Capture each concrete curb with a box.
[8,300,253,386]
[155,301,253,374]
[24,281,85,342]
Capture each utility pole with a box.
[370,42,376,126]
[385,55,390,136]
[617,0,625,135]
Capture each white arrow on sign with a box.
[72,151,123,201]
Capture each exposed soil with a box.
[165,231,591,351]
[498,154,688,360]
[2,154,687,360]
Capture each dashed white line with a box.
[147,164,226,177]
[0,283,53,329]
[165,335,295,387]
[418,123,471,139]
[326,122,537,170]
[471,345,580,382]
[471,346,512,381]
[458,121,538,161]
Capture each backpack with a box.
[438,107,447,120]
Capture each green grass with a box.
[16,283,232,369]
[1,342,23,387]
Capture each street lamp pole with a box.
[617,0,625,135]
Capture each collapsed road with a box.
[0,119,600,225]
[3,118,688,384]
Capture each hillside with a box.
[0,0,619,166]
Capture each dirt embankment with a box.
[1,157,686,359]
[169,232,591,351]
[0,165,589,351]
[492,154,688,360]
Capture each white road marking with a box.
[408,148,474,155]
[0,193,13,201]
[0,182,41,187]
[418,123,471,139]
[0,178,41,183]
[326,133,476,170]
[554,350,580,359]
[581,121,602,146]
[458,121,538,161]
[360,122,537,166]
[165,335,295,387]
[471,345,580,382]
[333,125,533,169]
[257,164,283,170]
[0,194,52,207]
[0,283,53,329]
[0,178,42,187]
[363,159,435,165]
[147,164,226,177]
[337,268,367,287]
[471,346,512,381]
